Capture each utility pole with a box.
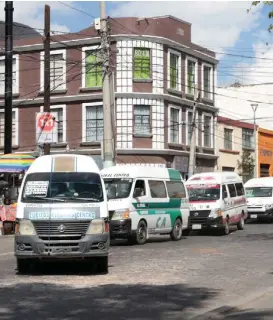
[251,103,258,178]
[4,1,13,155]
[188,88,199,178]
[100,1,115,168]
[43,5,50,155]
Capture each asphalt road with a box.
[1,222,273,320]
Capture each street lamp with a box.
[250,103,258,178]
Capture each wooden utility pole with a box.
[100,1,114,168]
[43,5,50,155]
[4,1,14,155]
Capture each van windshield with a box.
[246,187,272,198]
[104,178,133,199]
[187,184,220,201]
[21,172,103,203]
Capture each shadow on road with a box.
[0,283,219,320]
[204,307,273,319]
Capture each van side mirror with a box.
[133,188,143,198]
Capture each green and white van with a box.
[100,165,190,245]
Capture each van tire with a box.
[96,256,108,274]
[222,219,230,235]
[170,218,183,241]
[17,259,31,274]
[130,220,147,245]
[237,215,245,230]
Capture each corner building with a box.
[0,16,218,176]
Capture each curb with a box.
[189,286,273,319]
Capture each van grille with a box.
[33,221,90,240]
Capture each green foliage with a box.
[237,149,255,177]
[247,1,273,32]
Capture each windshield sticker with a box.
[101,173,130,178]
[24,181,49,197]
[246,189,253,196]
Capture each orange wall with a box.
[258,128,273,177]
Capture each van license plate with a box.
[192,224,202,230]
[250,214,257,219]
[51,247,72,254]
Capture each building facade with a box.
[216,116,255,181]
[1,16,218,174]
[258,128,273,177]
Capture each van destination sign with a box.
[24,207,100,220]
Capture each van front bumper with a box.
[247,208,273,219]
[14,233,109,260]
[188,216,224,230]
[110,219,132,239]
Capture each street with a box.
[1,223,273,319]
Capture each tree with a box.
[237,149,255,181]
[248,1,273,32]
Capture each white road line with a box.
[0,252,13,257]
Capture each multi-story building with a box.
[216,116,255,181]
[258,127,273,177]
[1,16,218,175]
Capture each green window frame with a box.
[170,53,179,90]
[85,50,102,87]
[187,60,195,95]
[133,48,151,80]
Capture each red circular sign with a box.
[37,113,55,132]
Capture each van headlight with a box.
[18,220,36,236]
[209,209,222,218]
[111,209,130,220]
[86,219,105,234]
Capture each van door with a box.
[147,179,171,233]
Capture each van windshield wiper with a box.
[60,196,101,202]
[25,195,66,202]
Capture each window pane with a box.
[228,184,237,198]
[134,105,150,134]
[133,48,150,80]
[187,60,195,94]
[148,180,167,198]
[203,66,211,99]
[203,115,211,147]
[86,105,103,142]
[50,54,64,90]
[224,128,233,150]
[85,51,102,87]
[166,181,186,198]
[170,53,179,90]
[187,112,193,145]
[170,108,179,143]
[242,128,253,149]
[0,111,16,146]
[51,108,63,143]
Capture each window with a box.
[169,52,180,90]
[235,183,245,196]
[0,110,17,146]
[133,48,150,80]
[133,105,151,134]
[41,50,66,91]
[203,115,211,148]
[104,178,133,200]
[40,105,66,143]
[85,104,103,142]
[222,166,234,172]
[203,65,212,99]
[148,180,167,198]
[187,111,193,145]
[0,56,18,94]
[242,128,254,149]
[166,181,186,198]
[222,185,227,198]
[224,128,232,150]
[133,180,146,198]
[170,107,180,143]
[228,184,237,198]
[187,59,196,95]
[84,49,102,87]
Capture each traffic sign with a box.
[36,112,58,144]
[37,113,55,132]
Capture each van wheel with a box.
[129,220,147,245]
[96,257,108,274]
[237,215,244,230]
[170,218,183,241]
[222,219,230,235]
[17,259,31,274]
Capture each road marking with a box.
[0,252,13,257]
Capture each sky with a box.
[0,0,272,87]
